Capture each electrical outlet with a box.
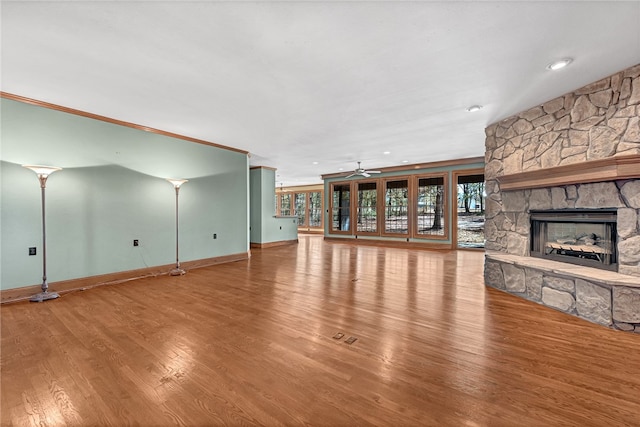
[213,233,217,239]
[133,239,139,247]
[29,247,36,256]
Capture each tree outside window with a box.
[384,179,409,234]
[417,176,445,236]
[357,182,377,233]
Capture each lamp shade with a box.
[167,178,188,188]
[22,165,62,177]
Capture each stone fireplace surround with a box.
[483,63,640,333]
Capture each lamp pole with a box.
[23,165,62,302]
[167,179,188,276]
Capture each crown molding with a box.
[1,92,248,155]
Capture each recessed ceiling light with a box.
[402,160,409,163]
[466,105,483,112]
[383,151,391,155]
[312,161,318,165]
[546,58,573,71]
[338,168,344,171]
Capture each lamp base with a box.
[30,291,60,302]
[170,267,186,276]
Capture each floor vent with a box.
[345,336,358,345]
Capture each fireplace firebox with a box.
[530,210,618,271]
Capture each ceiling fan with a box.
[345,161,382,178]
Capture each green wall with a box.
[1,98,249,290]
[249,167,297,244]
[249,169,263,242]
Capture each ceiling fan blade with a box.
[362,172,371,178]
[345,173,357,178]
[368,170,381,174]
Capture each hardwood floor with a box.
[2,235,639,426]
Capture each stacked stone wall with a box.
[485,64,640,178]
[484,63,640,277]
[484,63,640,333]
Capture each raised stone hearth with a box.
[486,252,640,332]
[484,63,640,333]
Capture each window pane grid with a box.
[357,183,377,233]
[332,185,350,231]
[385,180,408,234]
[295,193,306,226]
[280,194,292,216]
[309,192,322,227]
[417,177,445,236]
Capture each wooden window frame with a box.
[354,180,381,236]
[294,192,307,227]
[452,168,485,249]
[306,191,324,230]
[412,172,449,241]
[329,182,353,235]
[278,192,293,217]
[277,189,325,230]
[381,176,412,238]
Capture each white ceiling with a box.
[2,1,640,186]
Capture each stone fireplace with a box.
[483,63,640,333]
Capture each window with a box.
[309,192,322,227]
[277,188,324,229]
[357,182,378,233]
[280,193,292,216]
[295,193,306,226]
[456,172,485,248]
[415,175,446,237]
[384,179,409,235]
[331,183,351,232]
[327,171,459,243]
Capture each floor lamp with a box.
[167,179,188,276]
[22,165,62,302]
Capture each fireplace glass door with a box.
[530,210,617,271]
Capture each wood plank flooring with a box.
[2,235,640,426]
